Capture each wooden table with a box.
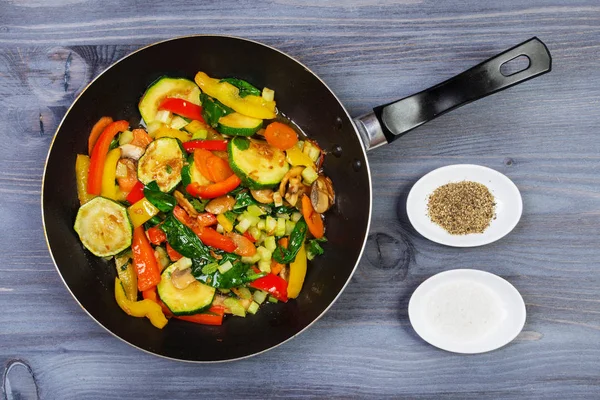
[2,1,599,398]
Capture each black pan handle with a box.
[354,37,552,150]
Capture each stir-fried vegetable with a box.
[73,71,335,328]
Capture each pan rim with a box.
[41,34,373,363]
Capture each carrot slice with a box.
[206,155,234,183]
[193,148,214,182]
[301,194,324,238]
[88,116,113,155]
[264,121,298,150]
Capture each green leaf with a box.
[200,93,234,127]
[160,215,212,260]
[144,181,176,212]
[219,78,261,98]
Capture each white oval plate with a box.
[408,269,526,354]
[406,164,522,247]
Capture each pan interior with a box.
[42,36,371,361]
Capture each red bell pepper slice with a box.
[197,212,218,227]
[186,174,241,199]
[183,140,228,152]
[159,97,204,122]
[243,231,256,243]
[132,226,161,291]
[250,273,289,302]
[146,225,166,245]
[166,242,183,261]
[87,120,129,195]
[176,305,225,326]
[126,181,145,204]
[197,226,237,253]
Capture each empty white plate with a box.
[406,164,522,247]
[408,269,526,354]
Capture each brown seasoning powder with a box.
[427,181,496,235]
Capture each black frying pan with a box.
[42,36,551,362]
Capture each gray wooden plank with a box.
[1,0,600,398]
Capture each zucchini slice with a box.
[74,197,132,257]
[139,77,201,124]
[137,137,184,192]
[157,263,216,315]
[228,137,290,189]
[217,113,262,136]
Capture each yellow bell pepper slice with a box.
[127,197,159,228]
[285,145,315,168]
[100,148,121,200]
[217,213,234,233]
[75,154,96,205]
[114,278,168,329]
[115,254,138,301]
[195,72,276,119]
[154,126,192,142]
[287,243,307,299]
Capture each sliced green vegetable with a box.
[223,297,246,317]
[192,258,265,289]
[219,78,261,98]
[200,93,234,128]
[160,214,212,260]
[228,137,290,189]
[144,181,176,212]
[139,77,200,124]
[217,113,262,136]
[272,218,308,264]
[157,263,215,316]
[137,137,184,192]
[306,237,327,260]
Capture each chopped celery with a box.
[265,216,277,233]
[184,120,208,139]
[172,257,192,271]
[301,165,319,185]
[257,246,272,261]
[307,146,320,163]
[224,297,246,317]
[296,140,304,151]
[262,87,275,102]
[218,260,233,274]
[118,130,133,146]
[216,223,224,233]
[235,218,252,233]
[291,212,302,222]
[247,301,260,314]
[170,115,189,130]
[275,218,286,237]
[241,253,261,264]
[218,288,231,294]
[234,287,252,300]
[247,204,265,218]
[276,213,290,220]
[285,220,296,236]
[202,262,219,274]
[257,219,266,231]
[154,246,170,271]
[248,226,263,243]
[263,236,277,252]
[268,296,279,303]
[146,121,162,137]
[155,110,172,124]
[253,290,268,304]
[258,260,271,273]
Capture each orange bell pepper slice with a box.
[132,226,161,291]
[87,120,129,195]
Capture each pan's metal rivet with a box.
[335,117,343,130]
[352,159,362,171]
[332,145,343,157]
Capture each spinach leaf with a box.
[219,78,261,98]
[109,137,120,150]
[200,93,234,127]
[160,215,212,260]
[272,218,308,263]
[191,258,264,289]
[272,205,295,215]
[144,181,176,212]
[233,190,272,213]
[306,237,327,260]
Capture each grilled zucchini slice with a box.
[73,197,132,257]
[157,263,216,315]
[139,77,201,124]
[228,136,289,189]
[217,112,262,136]
[137,137,184,192]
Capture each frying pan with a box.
[42,36,551,362]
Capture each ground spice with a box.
[427,181,496,235]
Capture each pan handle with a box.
[354,37,552,151]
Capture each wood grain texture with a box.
[1,0,600,398]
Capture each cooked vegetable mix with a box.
[73,72,335,328]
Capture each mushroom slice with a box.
[251,189,274,204]
[171,267,196,290]
[310,175,335,213]
[279,166,304,197]
[205,195,236,214]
